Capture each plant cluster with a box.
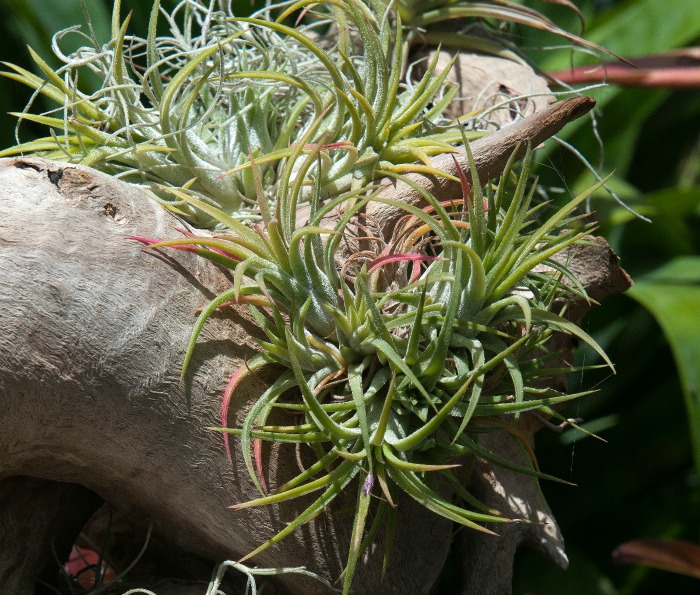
[1,0,473,225]
[2,0,615,592]
[1,0,603,223]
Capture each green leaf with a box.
[536,0,700,168]
[237,461,360,564]
[531,308,614,372]
[587,0,700,59]
[628,256,700,474]
[348,362,372,461]
[342,471,373,594]
[287,329,360,441]
[386,463,504,531]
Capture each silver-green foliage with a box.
[1,0,466,224]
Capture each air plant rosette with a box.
[0,0,476,225]
[0,0,606,221]
[1,0,615,592]
[134,141,612,593]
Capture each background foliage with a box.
[513,1,700,594]
[1,0,699,593]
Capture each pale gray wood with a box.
[0,158,451,593]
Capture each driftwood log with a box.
[0,90,631,594]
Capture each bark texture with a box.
[0,157,453,594]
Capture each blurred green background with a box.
[1,0,699,593]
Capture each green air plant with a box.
[393,0,612,65]
[396,0,589,41]
[133,140,613,593]
[0,0,609,225]
[1,0,472,225]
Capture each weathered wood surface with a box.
[0,157,454,594]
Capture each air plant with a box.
[135,138,613,592]
[0,0,472,224]
[393,0,614,61]
[396,0,588,39]
[0,0,611,225]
